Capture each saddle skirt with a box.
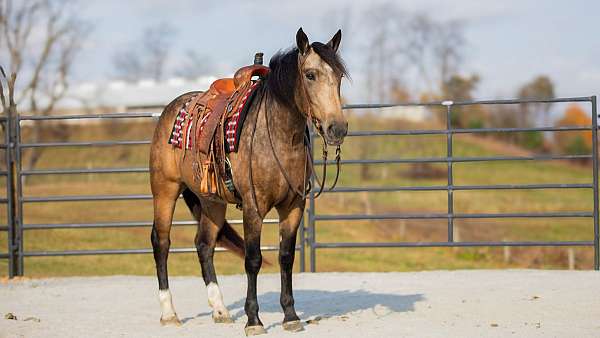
[168,63,269,200]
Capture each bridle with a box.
[247,50,343,213]
[267,51,342,199]
[295,51,342,198]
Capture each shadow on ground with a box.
[234,289,424,324]
[181,289,424,326]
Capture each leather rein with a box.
[246,55,342,212]
[295,52,342,199]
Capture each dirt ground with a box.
[1,270,599,337]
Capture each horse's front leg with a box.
[242,206,266,336]
[276,199,304,332]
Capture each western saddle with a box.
[174,54,269,201]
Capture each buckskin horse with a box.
[149,28,348,335]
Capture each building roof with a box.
[58,76,216,110]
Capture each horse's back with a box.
[152,91,201,145]
[158,91,202,124]
[150,91,202,190]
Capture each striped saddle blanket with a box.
[168,80,261,154]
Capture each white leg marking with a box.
[207,282,229,317]
[159,289,177,319]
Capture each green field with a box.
[0,114,597,277]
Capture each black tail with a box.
[217,220,246,259]
[181,188,245,260]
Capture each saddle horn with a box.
[254,52,264,65]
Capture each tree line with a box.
[0,1,594,175]
[357,3,591,156]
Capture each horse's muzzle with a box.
[325,121,348,145]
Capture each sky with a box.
[74,0,600,103]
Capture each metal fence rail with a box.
[1,96,598,277]
[305,95,599,272]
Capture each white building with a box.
[59,76,217,112]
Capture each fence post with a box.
[5,113,15,277]
[444,101,455,243]
[5,92,19,278]
[14,114,23,276]
[591,95,599,270]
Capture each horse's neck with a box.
[259,92,306,149]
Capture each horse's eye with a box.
[305,72,316,81]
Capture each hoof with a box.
[245,325,267,336]
[213,315,234,324]
[283,320,304,332]
[160,315,182,327]
[213,308,233,324]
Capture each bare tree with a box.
[0,65,16,133]
[175,50,214,80]
[518,75,555,126]
[361,5,469,179]
[0,0,89,170]
[113,23,176,82]
[363,4,466,101]
[113,49,143,82]
[320,5,353,48]
[362,3,405,102]
[432,20,465,88]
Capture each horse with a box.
[149,27,348,335]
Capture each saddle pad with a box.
[225,80,261,153]
[169,96,196,150]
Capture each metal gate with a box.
[1,96,598,277]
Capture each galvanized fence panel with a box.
[7,111,302,277]
[1,96,598,277]
[306,96,599,272]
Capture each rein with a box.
[309,140,340,198]
[296,52,341,198]
[264,91,308,198]
[265,99,342,201]
[246,54,343,213]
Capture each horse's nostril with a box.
[327,124,335,135]
[327,122,348,140]
[340,122,348,137]
[327,123,347,139]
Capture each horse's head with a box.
[295,28,348,146]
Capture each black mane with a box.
[266,42,348,109]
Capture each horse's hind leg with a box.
[182,190,232,323]
[151,180,183,326]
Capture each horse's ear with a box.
[296,27,310,55]
[326,29,342,53]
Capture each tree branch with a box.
[2,0,87,114]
